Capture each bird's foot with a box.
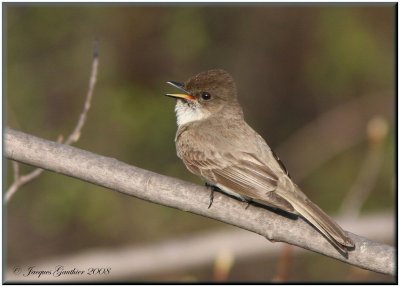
[205,183,220,209]
[241,198,253,210]
[208,190,214,209]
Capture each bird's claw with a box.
[208,189,214,209]
[205,183,216,209]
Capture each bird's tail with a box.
[277,187,355,254]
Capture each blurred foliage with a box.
[5,4,395,282]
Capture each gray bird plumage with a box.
[166,69,355,254]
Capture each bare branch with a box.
[65,41,99,145]
[271,244,293,282]
[12,161,19,179]
[340,116,389,218]
[4,128,395,276]
[212,249,235,281]
[5,168,44,202]
[5,212,393,282]
[277,92,393,182]
[5,43,99,202]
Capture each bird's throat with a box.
[175,100,210,126]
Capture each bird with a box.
[165,69,355,254]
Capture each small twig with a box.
[5,168,45,202]
[12,161,19,180]
[5,41,99,203]
[276,93,392,182]
[65,40,99,145]
[212,249,235,281]
[271,244,293,282]
[339,116,388,218]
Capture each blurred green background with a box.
[5,4,395,282]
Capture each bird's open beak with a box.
[165,81,196,100]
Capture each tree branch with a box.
[340,116,389,218]
[5,212,393,282]
[5,167,44,202]
[5,128,395,276]
[277,92,392,182]
[5,42,99,202]
[64,41,99,145]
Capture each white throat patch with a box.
[175,100,209,126]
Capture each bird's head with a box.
[166,69,242,126]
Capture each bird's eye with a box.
[201,92,211,100]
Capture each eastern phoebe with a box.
[166,69,354,254]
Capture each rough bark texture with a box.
[5,128,395,276]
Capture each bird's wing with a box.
[182,151,295,213]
